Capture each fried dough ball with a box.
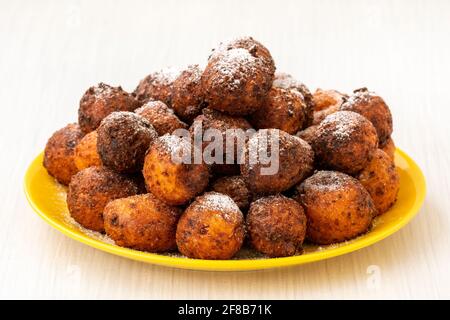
[97,112,157,173]
[143,135,210,205]
[296,125,319,145]
[247,195,307,257]
[358,149,400,215]
[67,166,140,232]
[339,88,393,144]
[133,67,181,106]
[273,72,314,126]
[311,111,378,175]
[294,171,376,244]
[176,192,245,259]
[172,64,206,123]
[135,101,188,136]
[241,129,314,195]
[312,104,339,125]
[78,83,140,134]
[312,88,347,111]
[210,176,251,211]
[44,123,83,185]
[201,48,274,116]
[381,136,396,161]
[74,131,101,171]
[210,36,276,75]
[104,193,182,252]
[250,87,309,134]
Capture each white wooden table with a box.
[1,0,449,299]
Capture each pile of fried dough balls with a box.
[43,37,400,259]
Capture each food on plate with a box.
[176,192,245,259]
[133,67,180,106]
[296,124,319,145]
[74,130,101,171]
[312,104,339,125]
[381,136,396,161]
[210,175,251,211]
[312,88,347,111]
[43,123,83,185]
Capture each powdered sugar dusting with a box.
[320,111,360,141]
[198,192,240,214]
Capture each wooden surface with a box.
[1,0,449,299]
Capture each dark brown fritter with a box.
[311,111,378,175]
[78,83,140,134]
[142,135,210,205]
[97,112,158,173]
[380,136,396,161]
[74,130,102,171]
[294,171,376,245]
[67,166,140,232]
[296,125,319,145]
[247,195,307,257]
[201,48,274,116]
[133,67,181,106]
[250,87,309,134]
[273,72,315,126]
[241,129,314,195]
[135,100,188,136]
[44,123,83,185]
[358,149,400,215]
[339,88,393,144]
[210,176,251,211]
[176,192,245,259]
[172,64,206,123]
[312,88,347,111]
[104,193,182,252]
[312,104,339,125]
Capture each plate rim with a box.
[24,148,427,271]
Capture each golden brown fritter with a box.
[67,166,141,232]
[97,112,158,173]
[296,125,319,145]
[176,192,245,259]
[201,48,274,116]
[339,88,393,144]
[311,111,378,175]
[172,64,206,123]
[133,67,181,106]
[210,175,251,211]
[381,136,396,161]
[142,135,210,205]
[312,104,339,125]
[135,101,188,136]
[250,87,309,134]
[78,83,140,134]
[358,149,400,215]
[294,171,376,245]
[312,88,347,111]
[44,123,83,185]
[104,193,182,252]
[241,129,314,195]
[74,130,102,171]
[247,195,307,257]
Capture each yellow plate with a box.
[24,149,426,271]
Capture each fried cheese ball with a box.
[241,129,314,195]
[67,166,140,232]
[294,171,376,244]
[135,101,188,136]
[176,192,245,259]
[358,149,400,215]
[133,67,181,106]
[104,193,182,252]
[273,72,314,126]
[340,88,393,144]
[78,83,140,134]
[97,112,157,173]
[143,135,210,205]
[296,125,319,145]
[74,130,101,171]
[250,86,309,134]
[44,123,83,185]
[312,104,339,125]
[311,111,378,175]
[247,195,307,257]
[312,88,347,111]
[172,64,206,123]
[381,136,396,161]
[210,176,251,211]
[201,48,274,116]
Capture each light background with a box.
[0,0,449,299]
